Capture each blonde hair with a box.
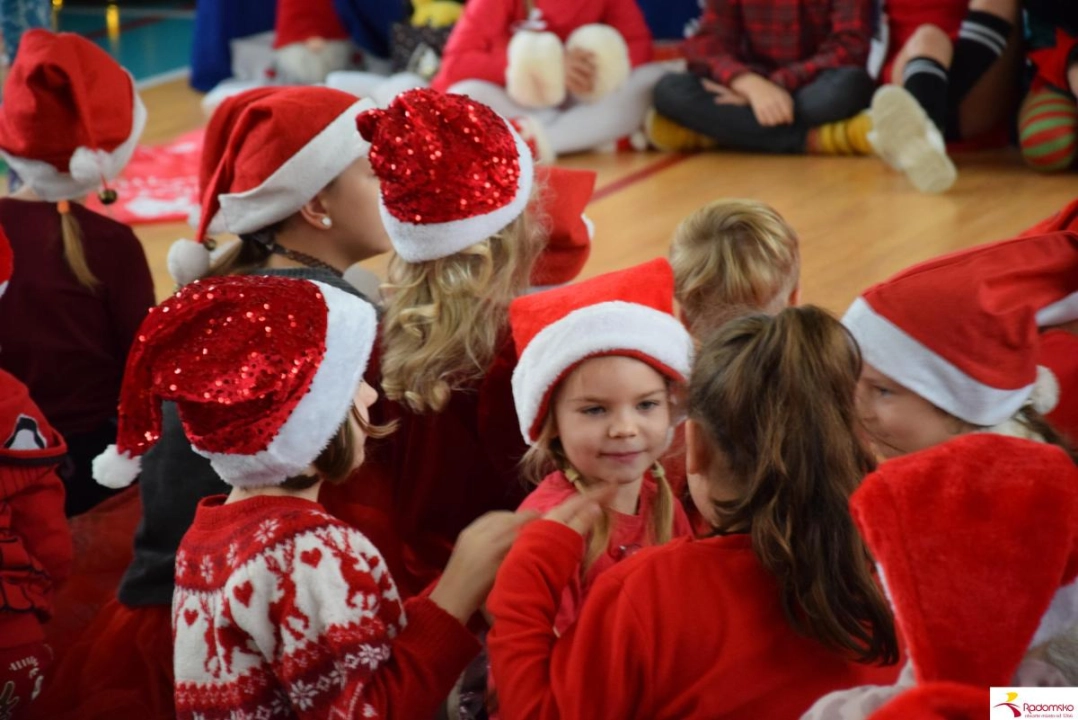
[670,199,800,337]
[380,212,544,413]
[522,380,677,570]
[59,207,99,290]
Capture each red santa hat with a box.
[168,87,374,286]
[0,224,11,299]
[851,434,1078,691]
[510,258,693,443]
[0,369,67,465]
[529,166,596,288]
[274,0,350,48]
[0,29,146,202]
[92,275,377,489]
[356,88,534,263]
[843,231,1078,427]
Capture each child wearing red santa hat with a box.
[802,433,1078,719]
[105,274,528,719]
[844,230,1078,460]
[0,29,155,517]
[0,225,73,720]
[487,305,902,720]
[430,0,665,158]
[321,88,595,599]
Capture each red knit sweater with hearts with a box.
[172,495,480,719]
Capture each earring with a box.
[320,217,333,228]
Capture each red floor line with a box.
[590,153,693,203]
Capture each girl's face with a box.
[552,356,673,487]
[323,157,393,262]
[856,362,968,459]
[350,380,379,469]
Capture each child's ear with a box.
[684,419,712,476]
[788,284,801,307]
[298,192,332,231]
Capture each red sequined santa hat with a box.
[92,275,377,489]
[274,0,350,48]
[852,434,1078,692]
[0,29,146,203]
[356,88,534,263]
[843,231,1078,428]
[0,223,11,299]
[168,87,374,286]
[529,166,596,288]
[188,86,281,229]
[510,258,693,443]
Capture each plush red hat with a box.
[843,231,1078,426]
[356,88,534,262]
[851,434,1078,690]
[869,683,987,720]
[529,166,596,288]
[92,275,377,489]
[510,258,693,443]
[0,29,146,202]
[0,369,66,465]
[274,0,350,48]
[0,224,11,299]
[168,87,374,286]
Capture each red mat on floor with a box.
[85,129,204,226]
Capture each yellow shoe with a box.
[644,109,717,152]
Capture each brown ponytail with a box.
[58,203,99,290]
[689,306,898,665]
[205,226,278,278]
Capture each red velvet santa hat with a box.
[0,29,146,202]
[356,89,534,263]
[168,87,374,286]
[0,224,11,300]
[843,231,1078,427]
[92,275,377,489]
[529,166,596,288]
[851,434,1078,690]
[510,258,693,443]
[274,0,350,48]
[190,86,281,228]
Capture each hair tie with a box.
[57,200,71,215]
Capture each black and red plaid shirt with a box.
[685,0,872,92]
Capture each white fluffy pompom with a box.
[506,30,566,109]
[565,24,630,103]
[167,238,211,287]
[1032,365,1061,415]
[93,444,142,489]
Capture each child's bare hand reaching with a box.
[566,48,597,97]
[542,484,617,535]
[730,73,795,126]
[430,510,538,623]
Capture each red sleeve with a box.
[431,0,518,91]
[105,226,156,365]
[3,465,73,590]
[683,0,751,85]
[487,521,650,720]
[767,0,871,91]
[601,0,653,66]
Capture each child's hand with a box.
[730,73,795,127]
[702,79,748,106]
[430,510,538,623]
[543,485,616,535]
[566,48,597,97]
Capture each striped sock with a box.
[950,10,1012,101]
[807,111,873,155]
[1019,88,1078,172]
[902,56,949,132]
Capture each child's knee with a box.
[903,24,954,67]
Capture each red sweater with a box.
[487,521,901,720]
[518,470,692,633]
[321,335,530,598]
[0,370,72,648]
[431,0,653,92]
[0,199,155,436]
[173,495,479,719]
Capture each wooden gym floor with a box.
[134,79,1078,315]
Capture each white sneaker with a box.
[868,85,957,194]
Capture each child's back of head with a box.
[670,199,800,338]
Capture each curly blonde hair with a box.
[380,211,545,413]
